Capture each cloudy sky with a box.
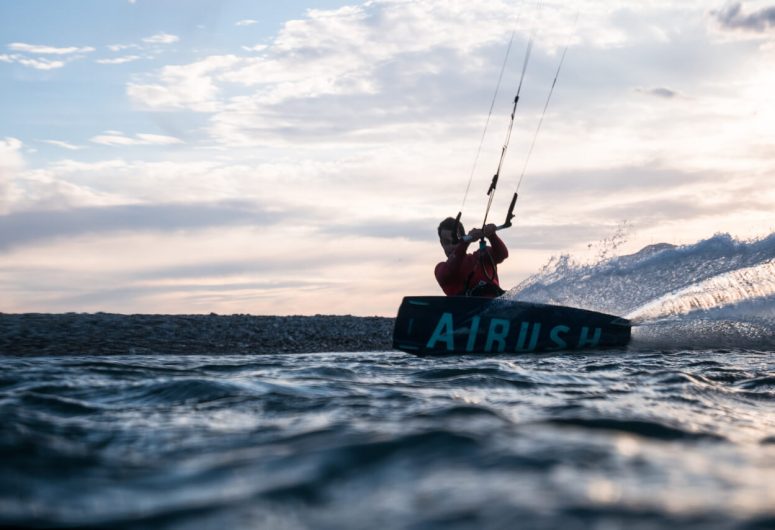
[1,0,774,316]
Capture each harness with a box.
[460,240,505,297]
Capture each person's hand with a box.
[483,224,497,237]
[467,227,484,241]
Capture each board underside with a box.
[393,296,631,355]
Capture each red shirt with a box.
[435,234,508,297]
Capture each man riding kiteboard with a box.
[435,217,508,298]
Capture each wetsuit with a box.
[435,234,508,297]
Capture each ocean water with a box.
[2,234,775,530]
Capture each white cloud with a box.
[0,138,24,165]
[107,43,141,52]
[0,226,434,315]
[10,175,127,213]
[126,0,587,143]
[90,134,140,146]
[2,42,95,69]
[118,0,775,191]
[41,140,85,151]
[0,54,66,70]
[7,43,96,55]
[236,19,258,27]
[127,55,240,111]
[3,0,775,315]
[142,33,180,45]
[102,33,177,63]
[135,133,185,145]
[90,132,184,146]
[241,44,268,52]
[18,57,66,70]
[5,157,140,213]
[97,55,142,65]
[0,137,24,213]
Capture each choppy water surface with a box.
[3,233,775,529]
[507,233,775,350]
[1,351,773,530]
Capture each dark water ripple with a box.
[0,351,773,530]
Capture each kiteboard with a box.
[393,296,631,355]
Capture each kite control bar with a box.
[501,192,518,229]
[454,192,518,244]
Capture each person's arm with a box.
[483,224,508,263]
[435,241,470,283]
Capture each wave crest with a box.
[506,232,775,350]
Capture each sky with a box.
[1,0,774,316]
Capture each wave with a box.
[506,232,775,350]
[542,417,725,441]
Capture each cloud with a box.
[101,36,175,65]
[0,137,24,165]
[0,225,431,315]
[41,140,85,151]
[637,87,680,98]
[28,279,332,311]
[130,246,391,282]
[4,0,775,315]
[97,55,142,65]
[241,44,268,52]
[7,169,127,213]
[320,217,440,242]
[142,33,180,45]
[319,216,614,251]
[128,0,720,151]
[135,133,184,144]
[90,132,184,146]
[108,44,141,52]
[7,43,95,55]
[0,138,24,213]
[100,33,178,65]
[2,42,94,69]
[0,54,66,70]
[524,165,709,199]
[127,55,240,111]
[0,201,281,251]
[16,57,66,70]
[236,19,258,27]
[126,0,528,124]
[714,2,775,32]
[509,223,615,250]
[594,197,724,224]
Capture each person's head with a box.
[438,217,464,257]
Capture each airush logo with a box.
[425,312,602,353]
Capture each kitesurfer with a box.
[435,217,508,298]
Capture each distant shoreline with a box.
[0,313,395,355]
